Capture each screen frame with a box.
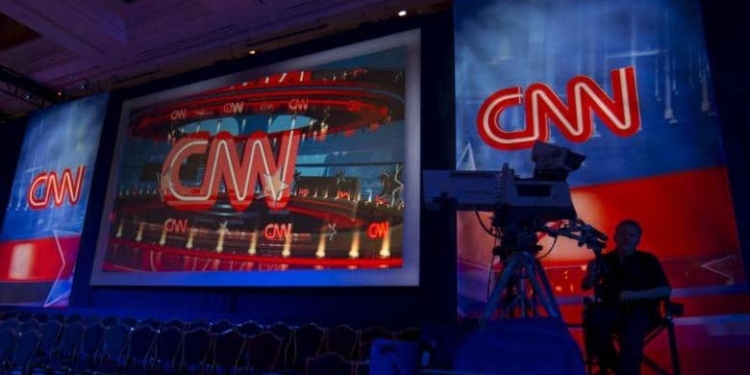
[90,29,421,287]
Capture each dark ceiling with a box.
[0,13,39,50]
[0,0,448,121]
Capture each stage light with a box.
[398,10,407,17]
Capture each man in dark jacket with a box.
[581,219,672,375]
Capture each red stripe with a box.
[0,236,80,282]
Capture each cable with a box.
[536,235,558,259]
[474,210,499,238]
[486,239,499,301]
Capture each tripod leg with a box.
[531,258,562,318]
[480,255,520,327]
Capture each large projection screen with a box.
[91,30,421,287]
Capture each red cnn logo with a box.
[264,223,293,241]
[477,66,641,150]
[164,218,188,233]
[160,130,300,212]
[367,221,389,239]
[27,166,86,209]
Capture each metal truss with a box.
[0,64,61,109]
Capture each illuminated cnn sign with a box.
[164,218,188,233]
[27,166,86,209]
[477,66,641,150]
[160,130,300,212]
[367,221,389,239]
[264,223,293,241]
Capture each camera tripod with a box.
[479,247,561,327]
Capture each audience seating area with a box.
[0,310,421,375]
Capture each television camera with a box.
[423,141,607,326]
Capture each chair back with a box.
[163,318,188,331]
[125,324,158,372]
[96,323,130,365]
[0,328,18,365]
[326,324,359,360]
[236,320,263,336]
[153,325,184,372]
[9,329,41,371]
[247,331,282,374]
[267,321,294,371]
[210,319,235,334]
[211,329,246,375]
[139,318,163,331]
[179,327,213,375]
[52,321,85,360]
[37,320,63,356]
[79,323,107,361]
[18,319,39,332]
[291,322,325,371]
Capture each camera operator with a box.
[581,219,671,375]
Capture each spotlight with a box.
[248,49,257,55]
[397,10,407,17]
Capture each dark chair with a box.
[236,320,263,336]
[5,329,41,375]
[140,317,164,331]
[0,318,18,332]
[102,315,120,327]
[32,312,49,323]
[17,319,39,333]
[119,317,139,328]
[267,321,293,340]
[290,322,325,373]
[187,319,210,331]
[123,324,159,374]
[325,324,359,360]
[83,315,103,326]
[267,321,294,372]
[65,314,83,324]
[0,328,18,369]
[0,312,18,321]
[152,325,184,374]
[246,331,283,374]
[64,322,107,374]
[33,320,64,362]
[209,329,246,375]
[642,300,683,375]
[89,322,130,372]
[209,319,235,334]
[582,297,683,375]
[16,312,34,322]
[178,327,213,375]
[32,320,84,374]
[306,352,354,375]
[163,318,188,331]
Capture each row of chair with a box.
[0,315,419,360]
[0,313,420,375]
